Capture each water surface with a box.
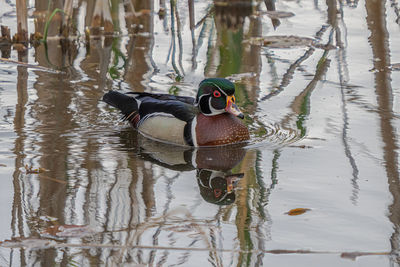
[0,0,399,266]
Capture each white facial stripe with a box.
[195,92,211,106]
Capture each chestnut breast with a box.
[195,113,250,146]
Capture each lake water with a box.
[0,0,400,266]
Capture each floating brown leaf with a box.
[24,165,48,174]
[285,208,311,216]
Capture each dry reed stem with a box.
[61,0,74,37]
[63,0,73,25]
[15,0,28,43]
[91,0,114,34]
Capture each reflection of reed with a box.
[11,62,29,265]
[273,45,330,140]
[329,0,360,204]
[188,0,197,70]
[390,0,400,26]
[123,0,154,91]
[168,0,185,78]
[366,0,400,262]
[261,25,328,101]
[263,0,280,29]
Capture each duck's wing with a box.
[127,92,195,105]
[138,96,197,122]
[103,91,198,125]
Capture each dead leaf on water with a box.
[0,163,6,167]
[24,164,48,174]
[285,208,311,216]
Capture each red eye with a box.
[213,90,221,97]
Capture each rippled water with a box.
[0,0,400,266]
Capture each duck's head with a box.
[195,78,244,119]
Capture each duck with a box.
[103,78,250,146]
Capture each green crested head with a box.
[196,78,235,102]
[195,78,244,119]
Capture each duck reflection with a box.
[119,129,247,205]
[197,169,243,205]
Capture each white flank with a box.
[138,113,187,146]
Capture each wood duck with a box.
[103,78,250,146]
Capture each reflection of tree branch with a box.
[293,52,330,137]
[11,64,28,266]
[264,0,280,29]
[366,0,400,261]
[276,46,331,139]
[93,38,112,90]
[260,25,329,101]
[174,1,185,77]
[255,149,278,242]
[188,0,197,70]
[194,6,214,29]
[169,0,183,78]
[390,0,400,26]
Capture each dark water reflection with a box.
[0,0,400,266]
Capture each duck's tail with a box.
[103,91,139,121]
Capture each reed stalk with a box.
[91,0,114,34]
[62,0,74,36]
[16,0,28,43]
